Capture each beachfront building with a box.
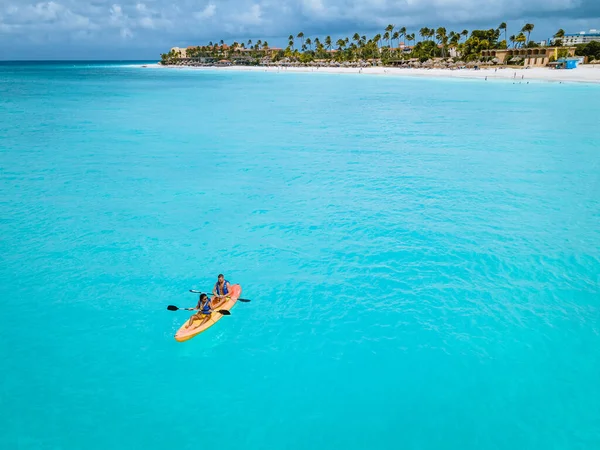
[559,30,600,45]
[170,47,187,58]
[481,47,576,66]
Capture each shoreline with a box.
[141,63,600,84]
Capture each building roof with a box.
[564,29,600,37]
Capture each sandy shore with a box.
[141,63,600,84]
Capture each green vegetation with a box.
[159,22,581,66]
[575,42,600,62]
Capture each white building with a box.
[561,30,600,45]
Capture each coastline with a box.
[141,63,600,84]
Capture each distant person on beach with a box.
[185,293,212,328]
[212,274,232,308]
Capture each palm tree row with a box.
[163,22,557,65]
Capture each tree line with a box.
[162,23,598,64]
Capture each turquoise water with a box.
[1,62,600,449]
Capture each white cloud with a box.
[138,16,154,28]
[0,0,598,57]
[232,4,263,26]
[110,4,122,17]
[194,3,216,20]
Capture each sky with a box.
[0,0,599,60]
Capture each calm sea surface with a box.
[1,62,599,449]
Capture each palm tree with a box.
[383,31,390,47]
[392,31,400,48]
[314,37,321,52]
[499,22,507,43]
[385,24,394,48]
[373,34,382,48]
[509,35,516,48]
[263,41,269,49]
[398,27,406,47]
[316,41,324,54]
[288,35,294,50]
[353,33,361,45]
[407,33,415,47]
[516,32,527,48]
[461,29,469,42]
[306,37,312,51]
[436,27,447,57]
[297,32,305,49]
[553,29,565,46]
[419,27,428,42]
[448,32,459,55]
[247,39,252,47]
[521,23,534,44]
[325,36,332,51]
[336,38,345,51]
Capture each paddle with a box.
[167,305,193,311]
[166,305,231,315]
[189,289,252,302]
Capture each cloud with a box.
[0,0,599,58]
[194,3,216,20]
[232,4,263,27]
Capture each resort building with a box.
[170,47,187,58]
[481,47,576,67]
[559,30,600,45]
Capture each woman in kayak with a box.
[212,274,232,308]
[185,293,213,328]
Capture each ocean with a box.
[1,61,599,449]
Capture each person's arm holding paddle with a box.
[212,274,231,307]
[186,294,209,328]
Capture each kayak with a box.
[174,284,242,342]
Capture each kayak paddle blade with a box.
[238,298,251,302]
[218,310,231,315]
[167,305,179,311]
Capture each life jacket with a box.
[201,298,211,315]
[215,280,230,296]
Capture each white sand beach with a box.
[143,63,600,84]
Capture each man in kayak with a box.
[185,293,213,328]
[212,274,232,308]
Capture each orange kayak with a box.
[174,284,242,342]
